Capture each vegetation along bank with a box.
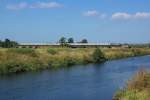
[114,68,150,100]
[0,47,150,75]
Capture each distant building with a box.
[18,43,122,48]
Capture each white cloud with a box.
[6,2,63,10]
[83,10,99,17]
[111,12,131,20]
[6,2,28,10]
[83,10,107,19]
[112,12,150,20]
[30,2,62,9]
[134,12,150,19]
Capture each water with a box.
[0,56,150,100]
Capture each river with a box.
[0,56,150,100]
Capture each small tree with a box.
[81,39,88,43]
[92,48,106,63]
[68,38,74,43]
[4,38,11,48]
[0,39,18,48]
[59,37,67,46]
[11,41,18,47]
[0,40,2,47]
[59,37,66,44]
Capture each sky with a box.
[0,0,150,43]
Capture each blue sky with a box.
[0,0,150,43]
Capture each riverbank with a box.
[0,47,150,75]
[114,69,150,100]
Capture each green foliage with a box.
[68,37,74,43]
[80,39,88,43]
[0,59,45,74]
[0,38,18,48]
[92,48,106,63]
[47,48,57,55]
[59,37,70,47]
[49,56,82,69]
[59,37,66,44]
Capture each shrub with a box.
[92,48,106,63]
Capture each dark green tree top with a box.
[68,37,74,43]
[59,37,66,44]
[80,39,88,43]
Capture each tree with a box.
[59,37,66,44]
[4,38,11,48]
[0,40,2,47]
[68,38,74,43]
[80,39,88,43]
[92,48,106,63]
[0,39,18,48]
[11,41,18,47]
[59,37,68,47]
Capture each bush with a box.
[92,48,106,63]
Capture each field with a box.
[0,47,150,75]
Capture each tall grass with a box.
[114,68,150,100]
[47,48,58,55]
[104,48,150,60]
[6,48,37,57]
[0,47,150,75]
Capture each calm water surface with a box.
[0,56,150,100]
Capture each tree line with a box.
[0,39,18,48]
[0,37,88,48]
[59,37,88,46]
[59,37,88,44]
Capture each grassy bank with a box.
[114,69,150,100]
[0,47,150,75]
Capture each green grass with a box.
[0,47,150,75]
[47,48,58,55]
[114,69,150,100]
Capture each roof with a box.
[19,43,114,46]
